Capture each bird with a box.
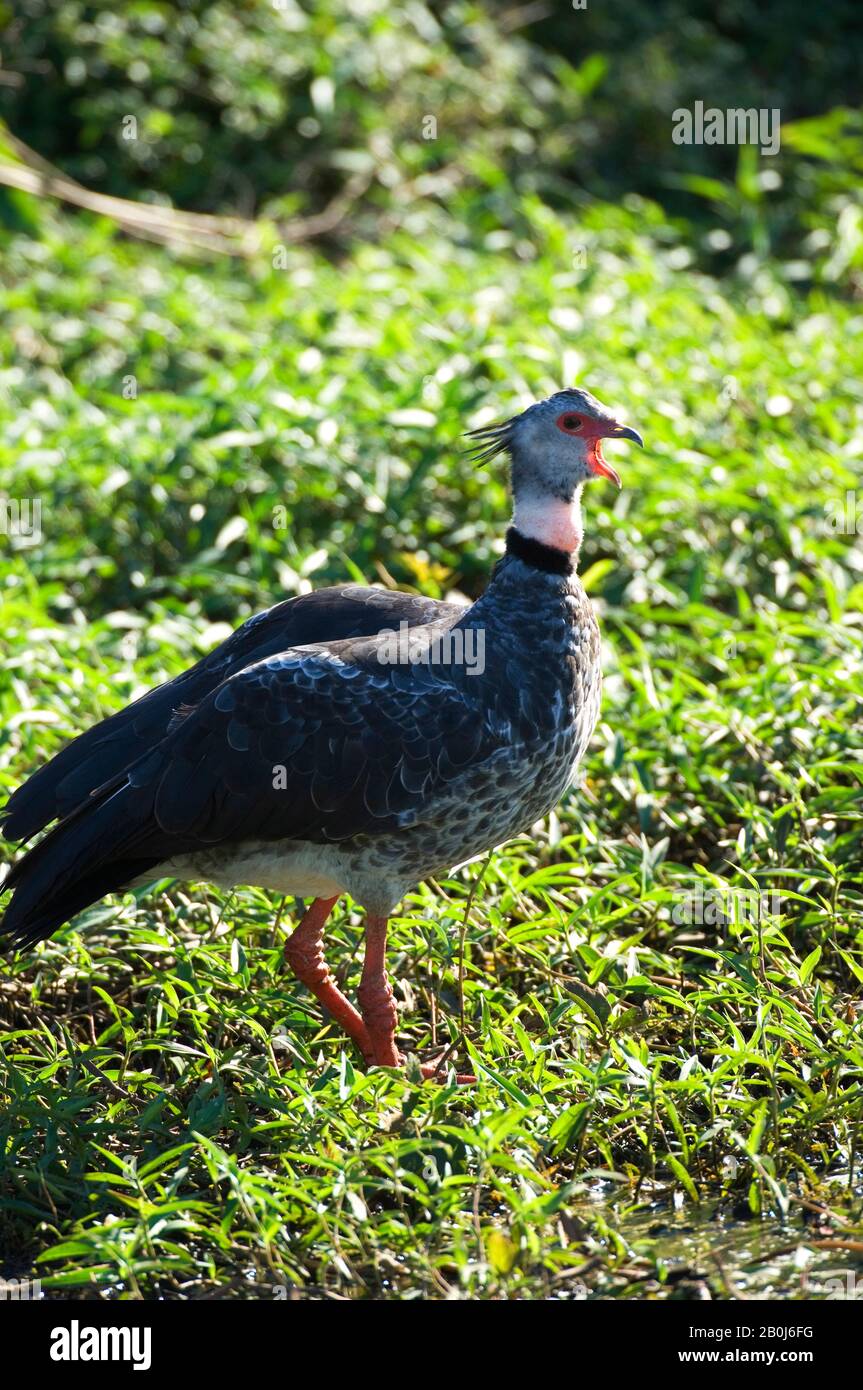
[0,388,642,1080]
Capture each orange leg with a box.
[283,896,372,1060]
[357,915,401,1066]
[358,915,475,1084]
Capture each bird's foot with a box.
[418,1056,476,1086]
[361,1045,475,1085]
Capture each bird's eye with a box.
[557,413,584,434]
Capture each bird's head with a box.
[467,388,643,555]
[467,387,643,497]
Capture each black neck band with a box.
[505,527,574,576]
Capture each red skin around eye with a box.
[555,414,621,485]
[557,414,611,439]
[556,414,608,442]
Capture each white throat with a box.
[512,489,583,555]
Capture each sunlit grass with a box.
[1,197,862,1299]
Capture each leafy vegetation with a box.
[0,1,861,1301]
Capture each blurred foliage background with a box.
[2,0,862,278]
[1,0,862,622]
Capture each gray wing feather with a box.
[2,585,463,841]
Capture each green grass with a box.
[1,191,862,1300]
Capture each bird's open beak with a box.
[606,423,644,448]
[587,421,644,488]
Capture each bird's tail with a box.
[0,778,163,950]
